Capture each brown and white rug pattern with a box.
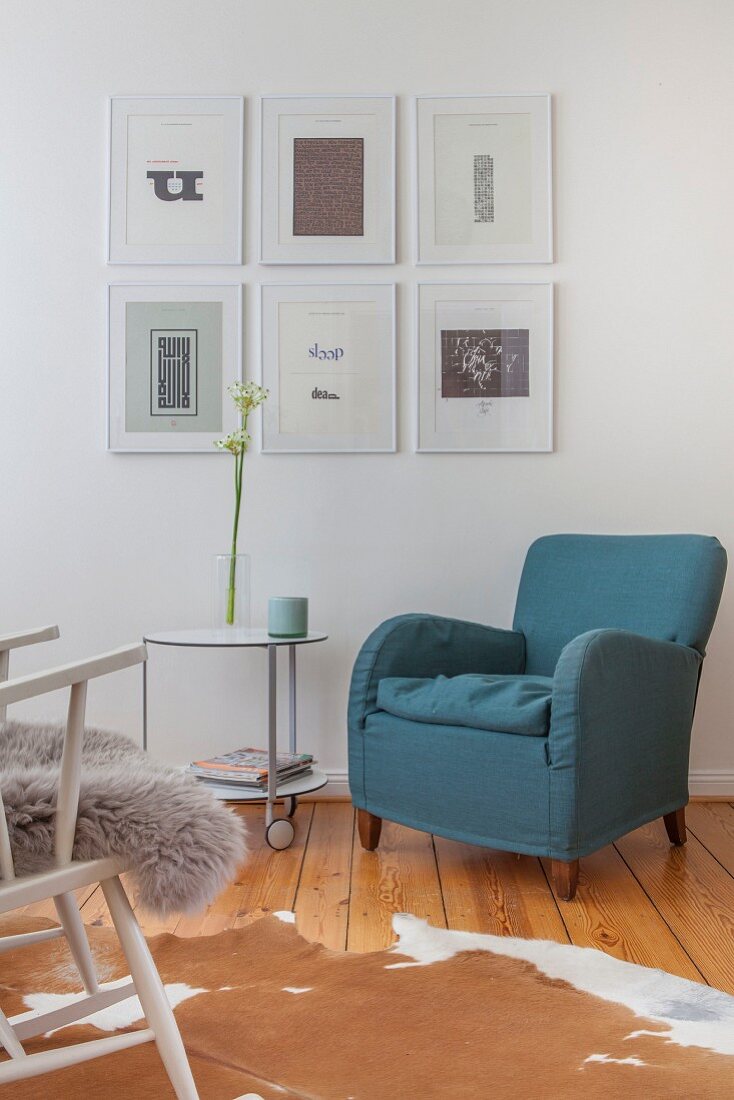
[1,910,732,1098]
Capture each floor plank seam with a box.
[343,807,356,951]
[290,803,316,915]
[687,823,734,886]
[431,834,450,930]
[611,841,708,985]
[536,857,572,944]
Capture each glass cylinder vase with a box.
[212,554,251,630]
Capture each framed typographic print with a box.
[107,283,241,452]
[416,95,552,264]
[108,96,244,264]
[417,283,553,452]
[260,96,395,264]
[260,284,396,452]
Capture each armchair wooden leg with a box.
[551,859,579,901]
[663,807,687,846]
[357,808,382,851]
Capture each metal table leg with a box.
[266,644,277,828]
[286,646,298,817]
[265,644,295,850]
[289,645,297,754]
[142,651,147,752]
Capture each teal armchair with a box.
[348,535,727,900]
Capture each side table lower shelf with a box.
[193,768,329,850]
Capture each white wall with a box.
[3,0,733,794]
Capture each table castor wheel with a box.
[265,817,295,850]
[285,795,298,818]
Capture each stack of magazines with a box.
[188,747,314,792]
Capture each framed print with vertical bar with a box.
[261,284,396,452]
[260,96,395,264]
[417,283,553,452]
[108,96,244,264]
[107,283,241,452]
[416,94,552,264]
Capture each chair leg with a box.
[101,876,198,1100]
[53,892,100,995]
[664,807,687,846]
[551,859,579,901]
[357,808,382,851]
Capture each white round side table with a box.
[142,628,328,850]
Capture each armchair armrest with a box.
[548,628,702,856]
[348,613,525,732]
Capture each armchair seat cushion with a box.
[376,673,554,737]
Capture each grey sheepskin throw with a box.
[0,720,248,917]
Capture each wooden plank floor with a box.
[29,801,734,992]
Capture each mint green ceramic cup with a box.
[268,597,309,638]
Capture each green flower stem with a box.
[226,411,247,625]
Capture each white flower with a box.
[228,381,268,412]
[213,427,251,456]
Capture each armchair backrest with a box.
[513,534,727,676]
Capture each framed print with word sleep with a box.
[261,284,396,453]
[107,283,241,452]
[417,283,553,452]
[260,96,395,264]
[108,96,244,264]
[416,95,552,264]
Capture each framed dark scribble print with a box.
[417,283,553,452]
[260,96,395,264]
[107,283,241,452]
[107,96,244,265]
[416,95,552,264]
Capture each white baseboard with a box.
[688,771,734,799]
[307,771,350,800]
[310,771,734,802]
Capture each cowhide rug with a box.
[1,910,733,1098]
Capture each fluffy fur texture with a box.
[0,720,248,916]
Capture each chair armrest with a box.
[548,629,702,853]
[0,644,147,707]
[348,613,525,731]
[0,625,59,654]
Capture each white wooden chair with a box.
[0,626,198,1097]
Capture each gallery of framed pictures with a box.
[416,283,553,453]
[107,283,242,453]
[415,94,552,264]
[107,95,244,264]
[260,95,396,265]
[260,284,396,453]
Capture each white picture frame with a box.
[107,96,244,264]
[416,94,552,264]
[260,95,395,265]
[416,282,553,453]
[260,283,396,453]
[107,283,242,452]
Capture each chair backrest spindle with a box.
[0,650,9,724]
[0,793,15,882]
[55,680,88,867]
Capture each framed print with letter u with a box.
[108,96,244,264]
[417,283,553,453]
[107,283,241,452]
[416,95,552,264]
[260,96,395,264]
[261,284,396,452]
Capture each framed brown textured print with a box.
[260,96,395,264]
[416,283,553,452]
